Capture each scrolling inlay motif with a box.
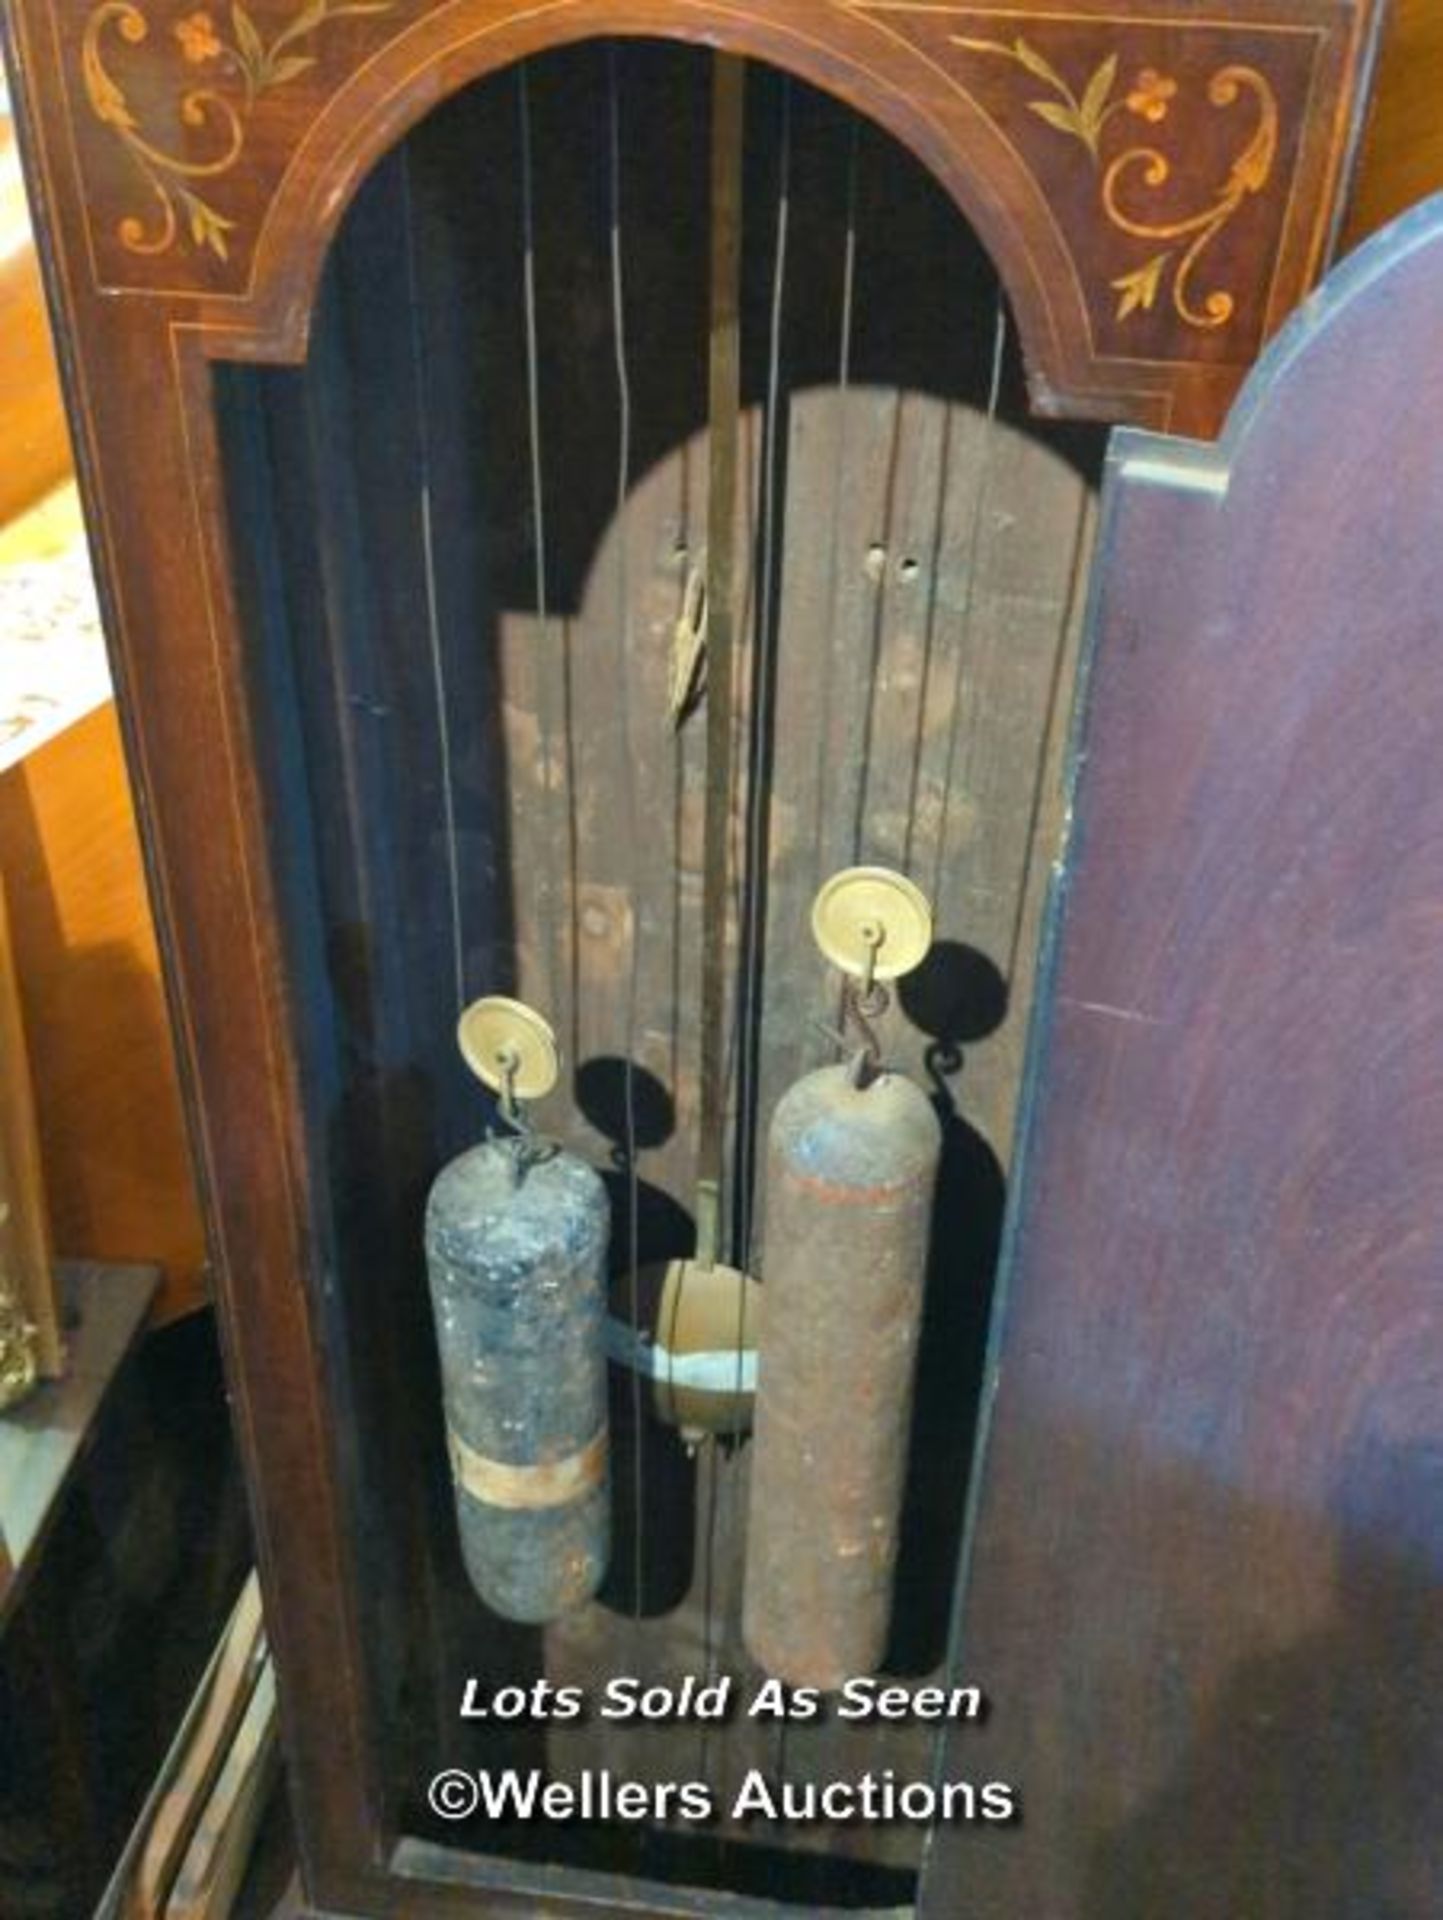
[81,0,393,258]
[54,0,1369,433]
[954,35,1278,329]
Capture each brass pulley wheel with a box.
[643,54,759,1444]
[811,865,933,985]
[457,995,561,1103]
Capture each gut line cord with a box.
[402,145,466,1016]
[518,63,564,1030]
[812,115,859,928]
[930,284,1008,917]
[606,44,647,1631]
[903,399,957,881]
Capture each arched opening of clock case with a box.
[215,36,1103,1909]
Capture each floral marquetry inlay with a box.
[953,35,1278,329]
[48,0,1382,432]
[842,0,1325,378]
[81,0,393,259]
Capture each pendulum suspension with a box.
[744,866,941,1688]
[425,995,611,1623]
[644,53,763,1452]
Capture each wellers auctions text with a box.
[428,1766,1017,1827]
[435,1678,1018,1828]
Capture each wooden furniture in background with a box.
[0,697,208,1323]
[2,83,208,1322]
[0,870,62,1392]
[0,1260,158,1624]
[96,1571,280,1920]
[1344,0,1443,247]
[0,98,70,525]
[166,1658,280,1920]
[0,1283,250,1917]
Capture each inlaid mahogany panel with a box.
[13,0,1385,431]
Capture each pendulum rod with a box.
[735,74,791,1279]
[694,51,745,1813]
[695,51,746,1276]
[605,44,646,1621]
[517,63,563,1026]
[930,284,1008,914]
[401,147,466,1013]
[738,72,792,1812]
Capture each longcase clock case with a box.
[0,0,1404,1913]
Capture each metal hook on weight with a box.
[842,976,890,1087]
[492,1052,555,1175]
[808,977,891,1085]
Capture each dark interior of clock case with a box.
[215,36,1104,1909]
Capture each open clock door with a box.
[941,197,1443,1915]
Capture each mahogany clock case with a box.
[0,0,1390,1914]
